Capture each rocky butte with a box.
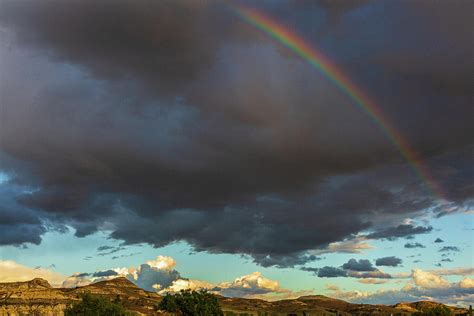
[0,278,469,316]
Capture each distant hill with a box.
[0,278,469,316]
[219,294,468,316]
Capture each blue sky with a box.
[0,0,472,306]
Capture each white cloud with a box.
[412,269,450,289]
[326,269,474,307]
[146,256,176,271]
[325,284,341,291]
[430,267,474,276]
[458,278,474,289]
[0,260,65,287]
[62,256,180,289]
[213,271,313,300]
[130,258,181,291]
[112,267,132,277]
[325,284,371,301]
[357,279,388,285]
[216,271,280,296]
[157,271,312,300]
[60,255,307,300]
[393,272,411,279]
[158,278,214,294]
[312,239,374,255]
[220,271,280,290]
[62,273,91,288]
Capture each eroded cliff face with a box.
[0,277,160,316]
[0,278,73,316]
[0,303,68,316]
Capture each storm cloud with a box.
[375,256,402,267]
[439,246,461,253]
[366,225,433,241]
[341,259,375,272]
[404,243,426,249]
[312,266,348,278]
[301,263,391,279]
[92,270,118,278]
[0,0,472,267]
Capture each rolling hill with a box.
[0,278,469,316]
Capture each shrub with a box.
[158,289,223,315]
[65,293,133,316]
[414,306,453,316]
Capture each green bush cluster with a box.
[414,306,453,316]
[158,289,223,315]
[65,293,133,316]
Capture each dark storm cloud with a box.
[341,259,375,271]
[366,225,433,241]
[97,246,126,256]
[0,224,44,246]
[301,264,391,279]
[439,246,460,252]
[108,203,371,266]
[0,0,231,95]
[434,238,444,243]
[312,266,348,278]
[300,267,318,274]
[252,254,320,268]
[92,270,118,278]
[0,206,46,245]
[404,243,425,249]
[97,246,115,252]
[375,256,402,267]
[316,0,371,14]
[0,0,473,266]
[0,179,55,246]
[372,1,474,98]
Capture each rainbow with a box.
[234,5,448,204]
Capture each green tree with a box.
[158,289,223,316]
[414,306,453,316]
[65,293,133,316]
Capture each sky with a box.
[0,0,473,307]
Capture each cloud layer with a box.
[0,260,65,286]
[0,0,472,267]
[327,269,474,307]
[301,258,393,279]
[60,255,306,300]
[376,256,403,267]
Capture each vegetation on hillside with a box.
[414,305,453,316]
[65,293,133,315]
[158,289,223,315]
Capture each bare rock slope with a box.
[0,277,160,315]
